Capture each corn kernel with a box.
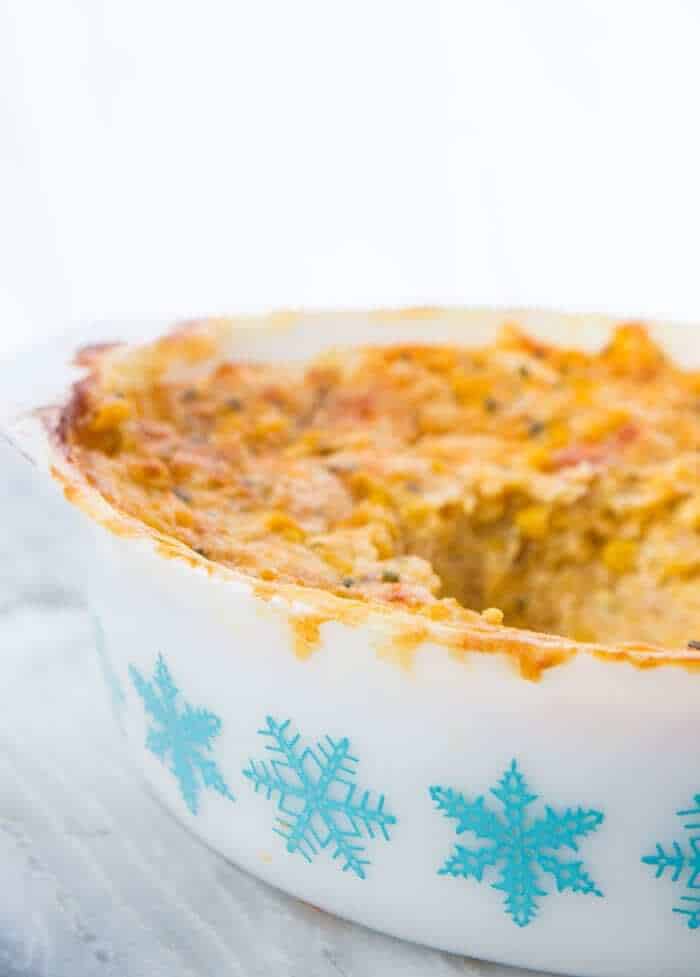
[526,445,552,471]
[127,457,170,487]
[545,422,569,449]
[88,397,132,433]
[265,511,292,530]
[418,404,459,434]
[174,507,195,528]
[252,413,288,440]
[418,348,457,372]
[674,496,700,530]
[295,430,321,455]
[315,548,353,574]
[265,510,306,542]
[349,472,391,505]
[370,523,395,559]
[601,539,638,573]
[482,607,504,625]
[401,499,431,527]
[572,625,598,643]
[474,498,505,524]
[581,409,629,443]
[662,555,700,580]
[515,505,550,539]
[573,378,593,406]
[214,413,243,436]
[451,371,491,404]
[605,323,665,378]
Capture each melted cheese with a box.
[64,322,700,649]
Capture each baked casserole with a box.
[62,319,700,653]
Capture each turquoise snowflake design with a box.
[129,654,234,814]
[431,760,604,927]
[643,793,700,929]
[243,717,396,879]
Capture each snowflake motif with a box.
[243,716,396,879]
[642,793,700,929]
[129,654,234,814]
[431,760,604,927]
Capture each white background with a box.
[2,0,700,359]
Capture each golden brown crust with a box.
[53,317,700,674]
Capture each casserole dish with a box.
[4,307,700,977]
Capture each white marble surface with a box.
[0,439,544,977]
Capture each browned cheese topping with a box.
[64,323,700,649]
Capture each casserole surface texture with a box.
[64,318,700,654]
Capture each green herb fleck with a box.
[173,486,192,504]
